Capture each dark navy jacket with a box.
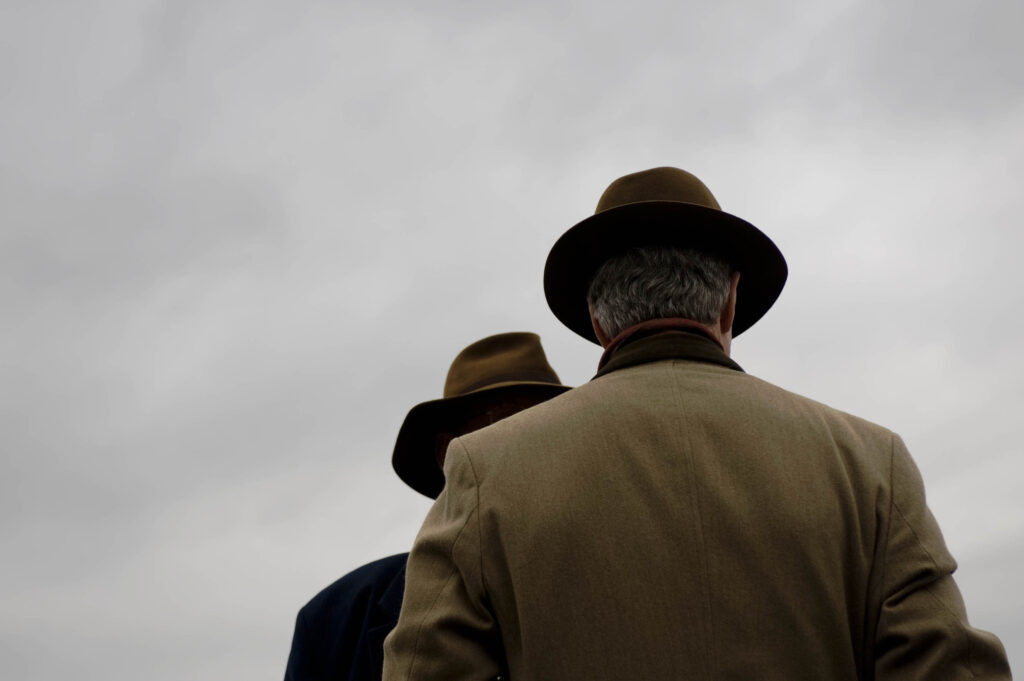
[284,553,407,681]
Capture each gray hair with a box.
[586,247,732,339]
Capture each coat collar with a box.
[594,323,744,379]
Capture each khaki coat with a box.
[383,331,1010,680]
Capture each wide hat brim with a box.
[544,200,788,343]
[392,380,570,499]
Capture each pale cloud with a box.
[1,0,1021,678]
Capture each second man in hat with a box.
[284,332,569,681]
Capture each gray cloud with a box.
[1,0,1021,678]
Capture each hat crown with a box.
[443,332,561,398]
[596,166,722,214]
[544,165,788,344]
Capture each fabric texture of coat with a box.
[285,553,406,681]
[383,330,1010,681]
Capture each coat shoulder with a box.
[285,553,408,680]
[739,370,896,441]
[297,552,408,623]
[462,360,897,455]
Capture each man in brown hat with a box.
[283,332,568,681]
[383,168,1011,680]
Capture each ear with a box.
[588,302,613,348]
[719,271,740,336]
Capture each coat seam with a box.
[876,435,896,630]
[890,500,976,677]
[669,360,714,679]
[887,434,977,678]
[404,441,479,681]
[458,438,488,600]
[867,435,896,679]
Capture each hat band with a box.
[455,370,561,396]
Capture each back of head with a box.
[545,166,787,344]
[586,247,732,339]
[392,332,570,499]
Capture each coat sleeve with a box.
[283,607,310,681]
[382,438,503,681]
[873,434,1010,680]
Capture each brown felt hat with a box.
[544,166,787,344]
[392,332,570,498]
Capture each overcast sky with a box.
[2,0,1022,678]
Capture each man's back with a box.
[386,332,1009,680]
